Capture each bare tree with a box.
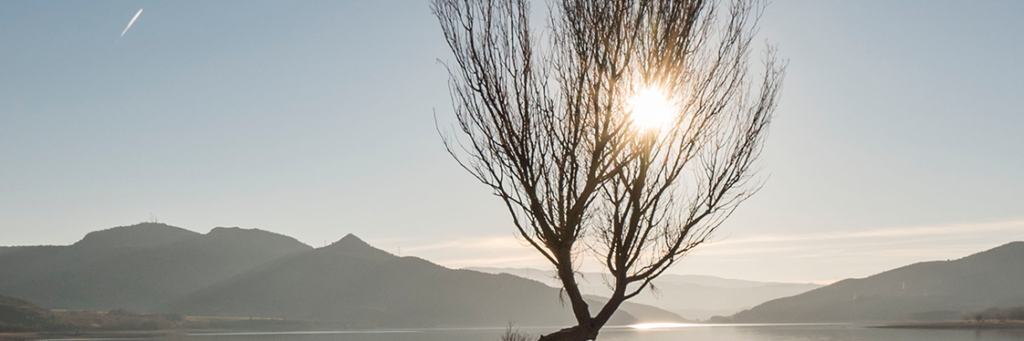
[432,0,784,340]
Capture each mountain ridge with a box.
[168,234,683,327]
[731,241,1024,323]
[0,223,683,328]
[0,223,312,311]
[73,223,201,249]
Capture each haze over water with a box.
[131,325,1024,341]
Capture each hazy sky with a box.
[2,1,1022,283]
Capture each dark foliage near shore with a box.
[971,306,1024,322]
[57,309,184,331]
[499,323,533,341]
[0,295,184,332]
[0,294,311,333]
[0,296,58,332]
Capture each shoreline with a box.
[0,328,278,340]
[0,330,181,340]
[874,321,1024,330]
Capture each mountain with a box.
[169,234,684,328]
[731,242,1024,323]
[468,267,821,320]
[0,223,312,311]
[0,223,200,293]
[0,225,683,328]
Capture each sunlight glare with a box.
[629,87,675,129]
[630,322,703,330]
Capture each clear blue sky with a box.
[2,0,1022,282]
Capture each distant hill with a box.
[0,224,683,328]
[468,267,821,320]
[731,242,1024,323]
[169,234,683,328]
[0,223,312,311]
[74,223,200,249]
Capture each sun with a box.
[629,87,675,129]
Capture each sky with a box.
[1,0,1022,283]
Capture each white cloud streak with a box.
[692,219,1024,257]
[120,9,143,38]
[708,219,1024,247]
[370,219,1024,282]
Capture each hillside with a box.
[170,234,683,328]
[0,223,312,311]
[468,267,821,320]
[0,295,59,332]
[0,295,230,332]
[731,242,1024,322]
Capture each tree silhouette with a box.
[433,0,784,340]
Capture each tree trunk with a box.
[536,325,598,341]
[538,262,626,341]
[554,250,592,325]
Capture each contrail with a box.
[120,8,143,37]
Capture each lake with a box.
[65,324,1024,341]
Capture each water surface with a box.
[52,324,1024,341]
